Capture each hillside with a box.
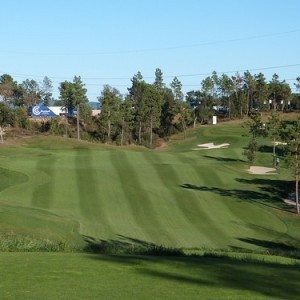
[0,121,299,253]
[1,121,300,298]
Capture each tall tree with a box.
[0,74,17,104]
[20,79,41,107]
[231,73,244,118]
[159,87,177,136]
[59,76,88,140]
[243,71,257,114]
[201,76,215,96]
[170,77,183,102]
[142,84,163,147]
[268,74,292,112]
[211,71,220,97]
[128,72,145,144]
[40,76,53,106]
[154,68,165,90]
[254,73,268,110]
[219,74,234,117]
[119,97,134,146]
[98,85,122,142]
[281,119,300,214]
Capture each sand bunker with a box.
[248,166,277,175]
[273,141,287,146]
[283,199,296,206]
[193,142,230,150]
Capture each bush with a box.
[0,103,15,126]
[14,107,29,128]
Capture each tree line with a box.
[0,69,299,146]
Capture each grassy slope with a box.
[0,121,300,298]
[0,124,298,251]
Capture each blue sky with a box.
[0,0,299,101]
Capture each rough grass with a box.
[0,233,78,252]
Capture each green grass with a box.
[0,120,299,298]
[0,252,299,299]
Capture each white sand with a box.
[247,166,277,175]
[283,199,296,206]
[193,142,230,150]
[273,141,287,146]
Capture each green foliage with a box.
[40,76,53,106]
[170,76,183,101]
[20,79,41,107]
[243,138,258,162]
[266,113,282,139]
[247,113,267,138]
[49,118,67,135]
[97,85,122,142]
[59,76,88,110]
[0,74,18,104]
[280,119,300,175]
[154,68,165,90]
[0,103,15,126]
[268,74,292,111]
[0,69,298,148]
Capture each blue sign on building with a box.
[31,105,57,117]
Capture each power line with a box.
[1,29,299,56]
[1,63,299,81]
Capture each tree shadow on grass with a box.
[85,235,300,299]
[180,183,285,212]
[236,178,293,199]
[238,238,298,252]
[83,235,183,256]
[258,145,285,156]
[203,155,245,163]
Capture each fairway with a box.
[0,122,299,252]
[1,122,300,298]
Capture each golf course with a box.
[0,121,299,299]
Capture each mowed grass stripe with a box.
[139,153,211,246]
[187,159,242,246]
[31,154,56,209]
[89,151,148,240]
[123,152,192,246]
[74,149,113,235]
[109,150,170,244]
[186,153,287,248]
[144,152,224,248]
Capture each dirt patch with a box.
[154,138,168,151]
[247,166,277,175]
[193,142,230,150]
